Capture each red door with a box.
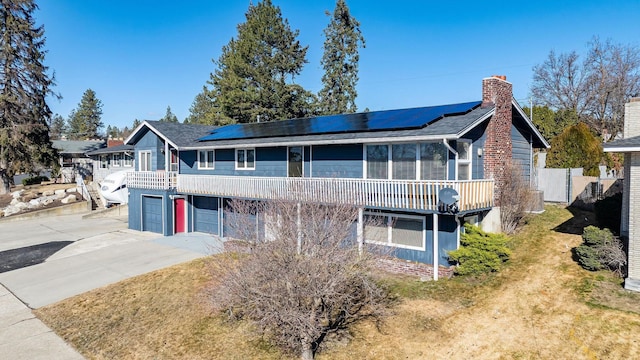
[174,198,186,233]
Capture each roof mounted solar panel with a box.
[198,101,482,142]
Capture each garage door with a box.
[193,196,218,234]
[142,196,163,234]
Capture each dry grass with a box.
[36,205,640,359]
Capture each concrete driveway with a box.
[0,213,222,359]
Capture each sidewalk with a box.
[0,284,83,359]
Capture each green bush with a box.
[575,244,603,271]
[576,226,626,275]
[594,193,622,235]
[448,224,511,276]
[21,175,49,186]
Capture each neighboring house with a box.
[124,76,549,279]
[85,141,135,183]
[603,98,640,291]
[52,139,105,183]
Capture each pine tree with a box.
[318,0,365,115]
[67,89,103,139]
[0,0,58,193]
[185,87,231,125]
[132,118,141,130]
[160,105,179,123]
[49,113,66,139]
[208,0,315,124]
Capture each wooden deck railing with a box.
[127,171,177,190]
[174,175,494,212]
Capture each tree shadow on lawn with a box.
[553,206,597,235]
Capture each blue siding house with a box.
[124,76,548,279]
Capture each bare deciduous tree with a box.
[531,37,640,141]
[499,161,535,234]
[210,199,388,360]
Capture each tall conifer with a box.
[206,0,315,124]
[67,88,103,139]
[318,0,365,115]
[0,0,57,193]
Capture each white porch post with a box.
[433,213,439,281]
[357,207,364,255]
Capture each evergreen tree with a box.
[160,105,179,123]
[0,0,58,193]
[546,122,603,176]
[318,0,365,115]
[67,88,103,139]
[132,118,141,130]
[208,0,315,124]
[185,87,231,125]
[49,113,66,139]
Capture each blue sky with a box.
[35,0,640,131]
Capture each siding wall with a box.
[134,130,164,171]
[311,144,363,178]
[512,120,533,183]
[128,188,175,236]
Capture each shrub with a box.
[576,226,626,276]
[499,161,536,234]
[22,175,49,186]
[594,193,622,235]
[448,224,511,276]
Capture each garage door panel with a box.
[193,196,218,234]
[142,196,163,234]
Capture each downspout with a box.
[442,139,458,180]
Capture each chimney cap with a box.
[491,75,507,81]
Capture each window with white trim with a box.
[100,155,109,169]
[170,149,179,172]
[138,150,151,171]
[112,153,122,167]
[392,144,416,180]
[235,148,255,170]
[123,153,133,167]
[420,142,448,180]
[198,150,215,169]
[366,145,388,179]
[457,140,472,180]
[364,213,425,250]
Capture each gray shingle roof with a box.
[144,121,218,148]
[85,144,134,156]
[52,140,105,154]
[603,135,640,151]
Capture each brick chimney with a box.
[107,139,124,148]
[482,75,513,206]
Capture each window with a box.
[364,213,425,250]
[198,150,215,169]
[112,153,122,167]
[457,140,471,180]
[392,144,416,180]
[100,155,109,169]
[123,153,133,167]
[170,149,179,172]
[235,148,255,170]
[288,146,303,177]
[366,145,388,179]
[420,142,448,180]
[138,150,151,171]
